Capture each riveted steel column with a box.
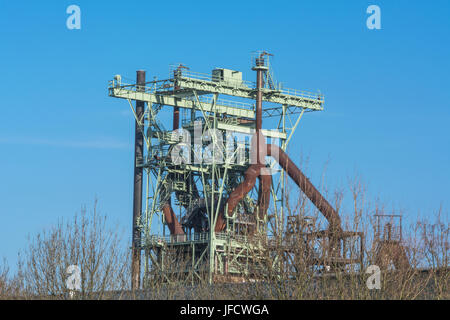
[252,55,267,165]
[255,65,263,133]
[132,70,145,290]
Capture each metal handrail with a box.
[145,232,277,246]
[170,69,323,101]
[281,87,324,102]
[189,95,255,112]
[110,76,324,104]
[172,69,255,88]
[109,80,156,94]
[145,232,210,245]
[109,78,257,113]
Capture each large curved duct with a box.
[214,132,273,232]
[214,165,272,232]
[214,164,262,232]
[162,203,185,235]
[168,53,341,236]
[214,143,342,234]
[266,144,342,233]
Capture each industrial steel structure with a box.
[109,52,392,289]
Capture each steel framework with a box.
[109,52,364,287]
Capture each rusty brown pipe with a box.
[214,164,262,232]
[131,70,146,290]
[257,174,272,221]
[266,144,342,233]
[214,130,273,232]
[251,131,272,222]
[214,143,342,234]
[255,56,264,165]
[214,54,268,233]
[173,107,180,131]
[214,51,341,235]
[254,58,272,224]
[162,203,185,235]
[256,69,263,133]
[214,165,272,232]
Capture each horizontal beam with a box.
[263,105,314,118]
[176,77,324,111]
[109,87,255,119]
[216,122,287,140]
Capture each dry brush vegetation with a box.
[0,175,448,300]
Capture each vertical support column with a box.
[252,53,269,165]
[280,104,287,237]
[208,98,218,285]
[256,68,263,168]
[253,54,271,233]
[173,107,180,130]
[132,70,146,290]
[255,68,263,133]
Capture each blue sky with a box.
[0,1,449,267]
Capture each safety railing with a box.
[216,232,276,245]
[144,231,281,249]
[280,87,325,102]
[188,95,255,112]
[108,78,174,95]
[109,73,325,106]
[170,68,211,81]
[145,232,210,246]
[170,68,255,88]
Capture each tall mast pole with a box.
[132,70,146,290]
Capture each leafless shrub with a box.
[0,169,448,300]
[3,200,131,299]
